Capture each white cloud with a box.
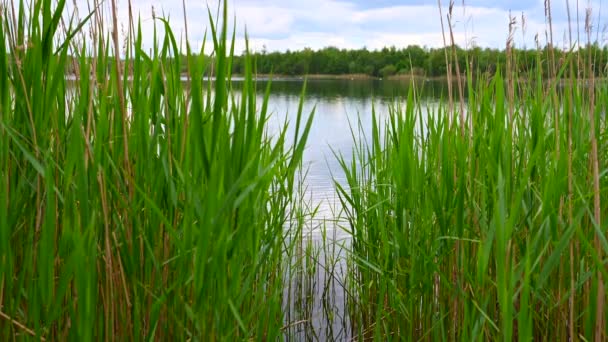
[64,0,605,55]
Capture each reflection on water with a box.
[258,79,444,237]
[283,234,352,341]
[245,79,442,340]
[246,78,451,101]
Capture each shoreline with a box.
[238,73,451,81]
[66,72,607,84]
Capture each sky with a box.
[68,0,607,53]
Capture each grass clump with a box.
[0,0,314,340]
[338,5,608,341]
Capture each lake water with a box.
[235,78,448,340]
[251,79,448,237]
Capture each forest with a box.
[64,44,608,79]
[230,44,608,78]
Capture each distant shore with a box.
[68,72,607,84]
[244,73,608,84]
[236,73,451,82]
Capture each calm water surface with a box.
[254,79,447,237]
[241,79,446,341]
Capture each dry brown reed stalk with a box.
[545,0,557,77]
[7,0,44,281]
[545,0,561,158]
[109,0,134,336]
[110,0,133,197]
[85,0,100,168]
[445,1,466,335]
[127,0,134,57]
[0,310,46,341]
[585,7,604,341]
[434,0,449,325]
[543,3,566,331]
[58,3,81,77]
[180,0,191,164]
[506,12,516,123]
[577,0,582,74]
[564,2,576,340]
[447,0,465,137]
[437,0,454,123]
[521,12,527,47]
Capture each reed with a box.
[0,0,315,340]
[339,3,607,340]
[1,0,607,340]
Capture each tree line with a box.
[229,44,608,78]
[64,44,608,79]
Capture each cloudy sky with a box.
[70,0,606,53]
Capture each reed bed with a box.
[0,0,317,340]
[339,3,607,341]
[2,0,608,340]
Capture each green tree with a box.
[379,64,397,78]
